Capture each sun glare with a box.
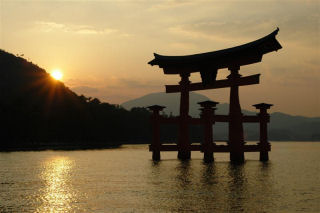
[51,69,63,80]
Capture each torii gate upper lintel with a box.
[147,28,282,162]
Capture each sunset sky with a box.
[1,0,319,117]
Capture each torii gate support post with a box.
[147,105,166,161]
[228,66,245,163]
[178,73,191,160]
[198,101,219,163]
[254,103,273,161]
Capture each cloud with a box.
[69,76,164,103]
[35,21,117,35]
[120,78,162,89]
[71,86,99,94]
[143,0,318,53]
[168,25,246,44]
[169,42,197,50]
[148,0,199,11]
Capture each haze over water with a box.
[1,142,319,212]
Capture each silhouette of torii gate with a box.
[147,28,282,162]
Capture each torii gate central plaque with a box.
[147,28,282,162]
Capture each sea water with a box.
[0,142,319,212]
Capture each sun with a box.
[51,69,63,80]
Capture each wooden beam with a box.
[159,115,259,124]
[214,115,230,122]
[189,117,202,125]
[166,74,260,93]
[242,115,260,123]
[149,144,269,152]
[149,144,201,151]
[159,117,180,123]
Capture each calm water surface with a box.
[0,142,319,212]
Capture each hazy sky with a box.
[1,0,319,117]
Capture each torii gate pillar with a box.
[254,103,273,161]
[228,66,245,163]
[178,73,191,160]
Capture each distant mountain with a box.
[122,92,209,117]
[122,92,320,141]
[269,112,320,141]
[121,92,254,117]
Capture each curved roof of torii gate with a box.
[148,28,282,74]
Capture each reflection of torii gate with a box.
[147,28,282,162]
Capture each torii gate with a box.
[147,28,282,162]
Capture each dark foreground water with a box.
[0,142,319,212]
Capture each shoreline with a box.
[0,144,122,152]
[1,141,319,152]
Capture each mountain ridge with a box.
[122,92,319,118]
[122,92,320,141]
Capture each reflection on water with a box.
[201,163,216,185]
[227,164,246,212]
[0,143,320,212]
[37,156,77,212]
[175,161,191,187]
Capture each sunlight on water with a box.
[36,156,76,212]
[0,143,319,212]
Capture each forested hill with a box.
[0,50,151,150]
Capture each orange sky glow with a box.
[0,0,319,117]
